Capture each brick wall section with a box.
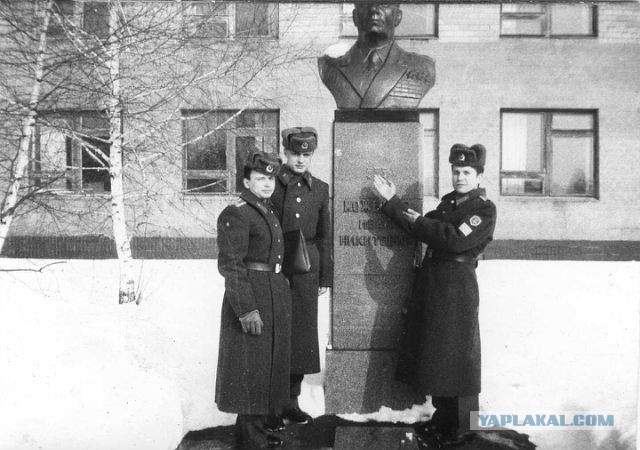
[423,38,640,239]
[3,2,640,249]
[280,3,343,48]
[438,4,501,42]
[599,2,640,43]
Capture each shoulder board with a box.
[233,199,247,207]
[480,195,487,201]
[311,175,328,188]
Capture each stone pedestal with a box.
[326,110,423,413]
[334,426,420,450]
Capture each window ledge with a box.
[499,195,599,202]
[182,192,237,198]
[499,35,597,39]
[35,190,112,198]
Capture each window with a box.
[48,0,75,36]
[341,4,437,38]
[44,1,110,40]
[184,2,278,39]
[501,3,596,37]
[182,110,279,194]
[33,112,111,193]
[501,110,597,197]
[83,2,110,40]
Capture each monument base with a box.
[334,426,420,450]
[328,110,423,414]
[325,349,423,414]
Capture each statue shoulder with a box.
[319,43,355,69]
[396,48,436,87]
[318,53,349,84]
[400,49,435,72]
[319,53,348,71]
[318,54,335,78]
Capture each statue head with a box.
[352,3,402,47]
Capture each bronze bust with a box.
[318,3,436,109]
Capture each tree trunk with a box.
[107,0,137,304]
[0,0,53,255]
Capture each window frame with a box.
[339,3,438,40]
[37,0,110,40]
[181,109,280,196]
[500,109,599,199]
[500,3,598,39]
[183,1,279,40]
[32,110,114,194]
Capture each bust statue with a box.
[318,3,436,109]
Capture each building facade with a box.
[2,1,640,259]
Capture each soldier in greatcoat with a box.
[373,144,497,447]
[268,127,332,427]
[215,151,291,450]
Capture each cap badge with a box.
[301,142,309,150]
[458,154,465,162]
[266,164,274,173]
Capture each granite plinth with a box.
[334,426,420,450]
[332,118,422,346]
[328,114,423,413]
[332,273,413,349]
[325,350,423,414]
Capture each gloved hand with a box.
[239,309,263,335]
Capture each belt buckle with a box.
[275,263,281,273]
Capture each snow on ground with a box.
[0,258,638,450]
[479,260,639,450]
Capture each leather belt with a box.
[425,249,479,265]
[246,262,281,273]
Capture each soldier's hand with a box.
[402,208,421,223]
[239,309,263,335]
[373,174,396,201]
[318,286,329,296]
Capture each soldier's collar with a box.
[240,190,270,213]
[443,187,487,205]
[279,165,313,189]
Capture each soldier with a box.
[373,144,497,447]
[268,127,332,428]
[215,150,291,450]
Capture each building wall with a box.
[275,2,640,244]
[3,1,640,254]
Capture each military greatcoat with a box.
[381,187,496,396]
[215,190,292,414]
[271,166,332,374]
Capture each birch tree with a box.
[0,1,311,302]
[105,0,135,303]
[0,0,53,253]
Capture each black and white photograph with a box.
[0,1,638,449]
